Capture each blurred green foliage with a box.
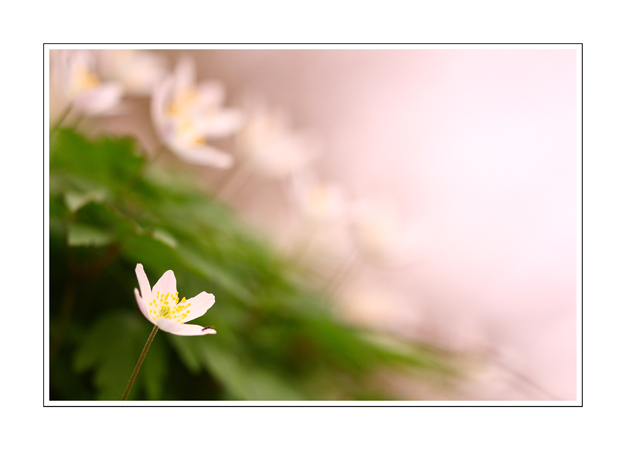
[49,129,458,400]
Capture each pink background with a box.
[94,49,579,400]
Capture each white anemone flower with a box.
[134,264,216,336]
[338,282,422,336]
[58,50,124,116]
[350,200,423,261]
[151,56,242,168]
[235,105,316,178]
[291,171,346,223]
[98,49,167,96]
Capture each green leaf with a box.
[166,334,202,374]
[151,228,177,248]
[50,130,461,401]
[50,128,145,196]
[199,342,304,400]
[64,188,108,213]
[67,223,114,247]
[74,311,153,400]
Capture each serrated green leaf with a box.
[73,311,153,400]
[51,129,461,401]
[67,223,114,247]
[50,128,145,196]
[64,188,108,213]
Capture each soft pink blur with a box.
[81,49,578,400]
[195,49,578,400]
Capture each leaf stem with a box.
[51,104,72,136]
[122,324,159,400]
[125,144,167,193]
[70,113,86,131]
[323,250,361,296]
[216,164,250,202]
[146,144,167,170]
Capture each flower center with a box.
[308,185,331,212]
[148,291,191,323]
[159,306,171,318]
[167,89,199,117]
[170,115,207,148]
[71,66,100,95]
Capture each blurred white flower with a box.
[98,49,167,96]
[134,264,216,336]
[235,104,316,178]
[282,171,354,269]
[56,50,123,116]
[350,200,423,261]
[290,171,346,223]
[338,282,422,335]
[151,56,242,168]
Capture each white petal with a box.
[199,109,243,139]
[134,288,154,324]
[181,292,215,322]
[151,76,174,132]
[173,55,196,96]
[152,270,177,298]
[135,263,152,301]
[196,80,225,108]
[171,144,234,169]
[73,83,123,115]
[120,52,167,96]
[97,49,133,81]
[156,318,216,336]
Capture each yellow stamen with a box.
[72,66,100,92]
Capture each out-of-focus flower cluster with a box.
[49,49,426,336]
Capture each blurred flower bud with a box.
[350,199,426,262]
[235,102,317,178]
[290,171,346,223]
[98,49,167,96]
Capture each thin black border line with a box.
[43,44,46,408]
[43,43,583,407]
[44,43,582,44]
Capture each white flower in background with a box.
[284,171,354,272]
[134,264,216,336]
[338,282,421,335]
[56,50,124,116]
[98,49,167,96]
[290,171,346,223]
[235,104,316,178]
[350,200,423,261]
[151,56,242,168]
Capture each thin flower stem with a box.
[50,104,72,136]
[216,164,250,202]
[146,145,167,170]
[122,324,159,400]
[70,113,86,131]
[125,145,167,193]
[492,358,561,401]
[323,250,361,297]
[292,223,317,265]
